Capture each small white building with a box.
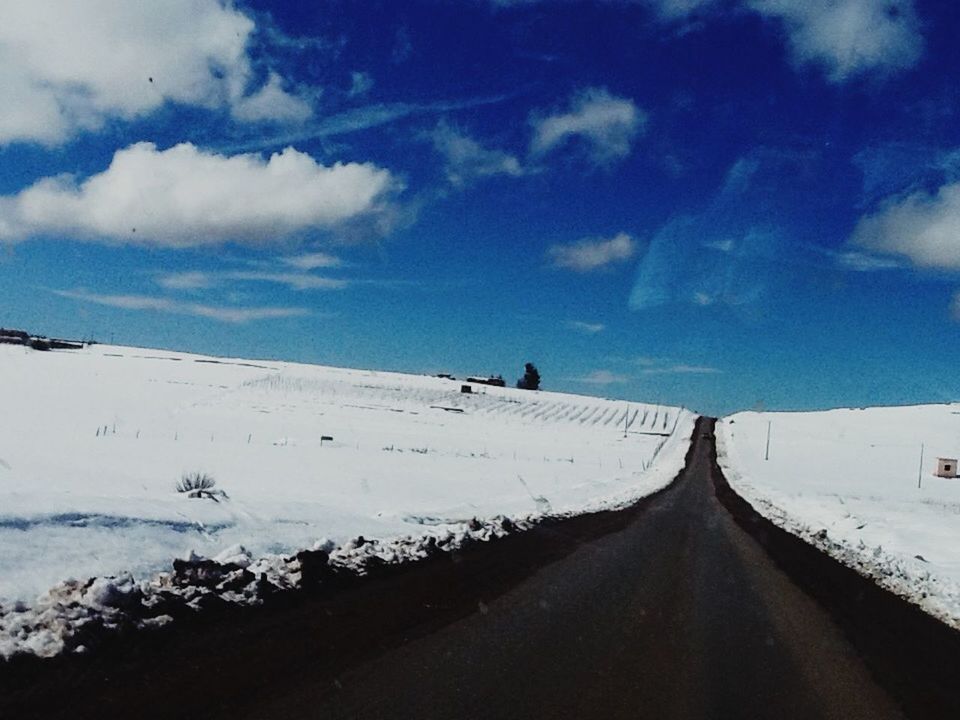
[935,458,958,478]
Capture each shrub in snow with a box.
[176,472,227,501]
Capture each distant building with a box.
[935,458,958,478]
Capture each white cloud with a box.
[156,269,347,292]
[156,271,214,291]
[530,88,646,165]
[0,1,312,145]
[231,72,312,124]
[576,370,630,385]
[745,0,922,81]
[281,252,343,270]
[568,321,605,334]
[0,142,398,247]
[852,182,960,269]
[431,121,524,186]
[53,289,308,324]
[548,232,638,272]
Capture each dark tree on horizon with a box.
[516,362,541,390]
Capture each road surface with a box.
[4,419,957,719]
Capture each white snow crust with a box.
[0,343,695,658]
[716,406,960,629]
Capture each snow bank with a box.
[716,406,960,629]
[0,343,695,658]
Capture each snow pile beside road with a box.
[0,516,530,660]
[716,406,960,628]
[0,343,695,659]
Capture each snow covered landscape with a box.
[717,406,960,629]
[0,343,694,658]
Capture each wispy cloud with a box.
[639,364,721,375]
[567,320,605,334]
[156,269,347,292]
[574,370,630,385]
[530,87,646,166]
[626,356,722,375]
[430,121,525,186]
[156,271,214,291]
[349,71,375,97]
[53,289,309,324]
[280,252,343,270]
[548,232,638,272]
[833,250,903,272]
[951,292,960,321]
[217,95,511,153]
[223,271,347,291]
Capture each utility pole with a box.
[764,421,771,461]
[918,442,925,489]
[624,405,629,438]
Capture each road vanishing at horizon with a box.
[4,419,959,720]
[258,419,904,720]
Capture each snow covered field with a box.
[717,406,960,628]
[0,343,694,656]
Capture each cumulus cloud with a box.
[530,88,646,165]
[548,232,638,272]
[53,289,308,324]
[747,0,922,82]
[852,182,960,269]
[568,321,605,334]
[0,1,312,145]
[0,142,398,247]
[430,121,524,186]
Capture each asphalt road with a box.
[244,420,904,720]
[8,419,958,719]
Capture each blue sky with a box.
[2,1,960,415]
